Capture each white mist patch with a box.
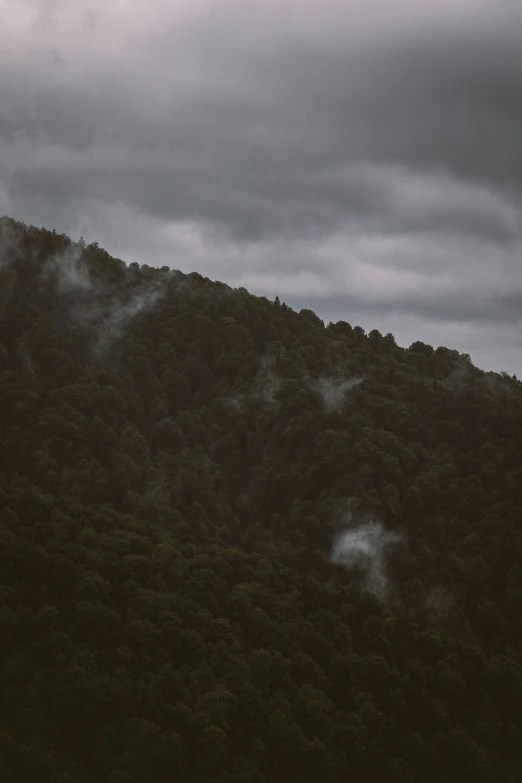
[252,353,281,406]
[425,586,453,625]
[313,376,363,413]
[92,287,163,358]
[224,352,282,411]
[331,520,403,599]
[47,242,93,293]
[441,360,471,391]
[442,358,515,396]
[0,218,20,268]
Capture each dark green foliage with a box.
[1,216,522,781]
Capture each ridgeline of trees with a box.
[1,216,522,782]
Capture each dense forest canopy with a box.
[1,215,522,782]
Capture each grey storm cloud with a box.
[1,0,522,373]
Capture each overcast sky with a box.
[1,0,522,374]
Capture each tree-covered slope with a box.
[1,216,522,782]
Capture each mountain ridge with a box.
[1,215,522,782]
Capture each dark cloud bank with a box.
[1,0,522,373]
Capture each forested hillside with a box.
[1,216,522,782]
